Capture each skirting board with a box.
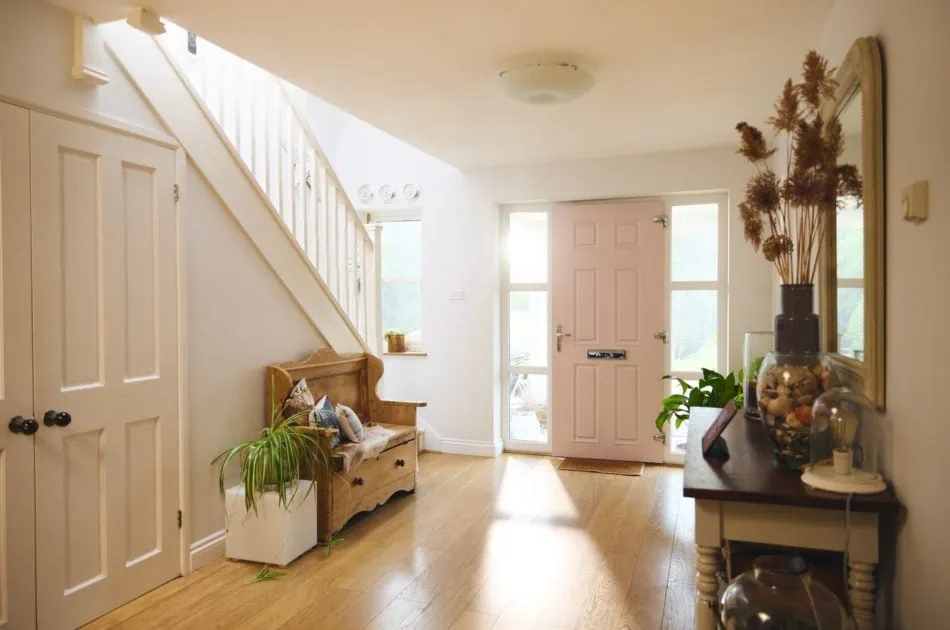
[189,528,226,572]
[438,438,503,457]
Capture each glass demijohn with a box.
[801,387,886,494]
[721,555,849,629]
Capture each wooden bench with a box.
[267,349,425,542]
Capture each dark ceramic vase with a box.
[775,284,820,353]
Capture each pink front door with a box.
[551,201,667,462]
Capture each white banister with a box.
[160,24,378,352]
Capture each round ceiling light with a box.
[498,62,595,105]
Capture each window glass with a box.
[380,220,422,344]
[508,374,549,443]
[670,290,718,372]
[509,213,548,284]
[671,203,718,282]
[509,291,548,367]
[837,287,865,360]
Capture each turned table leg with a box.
[849,559,876,630]
[696,545,720,630]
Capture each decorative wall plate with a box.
[379,184,396,204]
[357,184,374,204]
[403,183,421,202]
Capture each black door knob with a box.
[395,459,406,468]
[9,416,39,435]
[44,411,72,427]
[353,477,364,486]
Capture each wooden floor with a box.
[86,453,696,630]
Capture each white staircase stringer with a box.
[104,24,366,354]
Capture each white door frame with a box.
[500,193,728,462]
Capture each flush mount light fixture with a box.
[498,62,595,105]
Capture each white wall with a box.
[184,162,327,547]
[0,0,167,137]
[298,89,775,453]
[820,1,950,627]
[0,0,329,561]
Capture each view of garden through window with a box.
[380,220,422,346]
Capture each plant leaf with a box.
[247,566,286,584]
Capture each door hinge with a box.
[653,214,669,228]
[177,509,182,529]
[173,184,180,203]
[653,433,668,445]
[653,330,669,344]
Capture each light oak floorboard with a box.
[86,454,693,630]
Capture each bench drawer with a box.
[330,440,416,520]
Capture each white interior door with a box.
[30,112,180,629]
[0,103,36,630]
[551,201,667,462]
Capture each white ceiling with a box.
[55,0,835,169]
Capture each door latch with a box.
[555,325,572,352]
[653,330,669,344]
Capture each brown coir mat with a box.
[557,457,645,476]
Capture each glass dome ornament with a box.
[720,555,849,629]
[801,387,886,494]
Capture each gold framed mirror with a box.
[818,36,885,407]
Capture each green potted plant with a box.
[212,395,327,566]
[655,368,745,435]
[384,329,407,353]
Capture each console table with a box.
[683,407,900,630]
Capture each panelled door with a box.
[0,103,37,630]
[551,201,667,462]
[30,112,181,629]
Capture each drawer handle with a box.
[353,477,364,486]
[395,458,406,468]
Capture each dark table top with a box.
[683,407,901,515]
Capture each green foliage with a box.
[383,329,405,340]
[212,377,328,517]
[247,566,286,584]
[655,368,745,433]
[324,534,345,558]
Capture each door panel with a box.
[0,103,36,630]
[552,201,666,462]
[31,112,180,629]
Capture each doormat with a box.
[557,458,645,476]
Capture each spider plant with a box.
[212,384,328,516]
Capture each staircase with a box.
[104,22,380,354]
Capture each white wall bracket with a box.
[71,15,109,86]
[127,7,166,35]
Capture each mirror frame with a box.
[818,36,885,407]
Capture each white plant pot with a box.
[224,481,318,567]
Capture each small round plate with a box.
[403,183,421,202]
[379,184,396,204]
[357,184,374,204]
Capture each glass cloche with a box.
[801,387,886,494]
[721,555,849,629]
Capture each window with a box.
[374,214,422,350]
[666,197,727,460]
[502,209,550,450]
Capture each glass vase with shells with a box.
[735,51,861,469]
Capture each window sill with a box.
[383,351,428,357]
